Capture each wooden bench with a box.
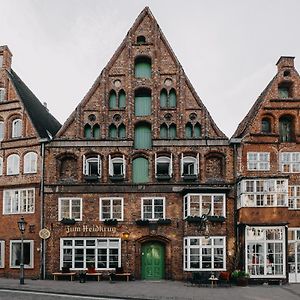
[52,272,77,281]
[86,272,103,282]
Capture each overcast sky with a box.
[1,0,300,137]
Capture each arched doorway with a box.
[141,242,165,280]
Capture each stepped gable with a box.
[57,7,226,139]
[9,69,61,139]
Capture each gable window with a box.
[184,236,226,271]
[12,119,22,138]
[0,121,4,141]
[59,198,82,221]
[7,153,20,175]
[10,240,34,268]
[109,155,125,179]
[185,122,201,138]
[24,152,37,174]
[134,88,151,116]
[155,154,172,179]
[247,152,270,171]
[288,186,300,210]
[0,88,5,102]
[100,198,123,221]
[134,56,151,78]
[109,124,126,139]
[278,82,292,98]
[132,157,149,183]
[160,88,177,108]
[137,35,146,44]
[181,154,199,178]
[109,90,126,109]
[0,241,4,268]
[134,123,152,149]
[183,194,226,218]
[84,124,100,139]
[261,118,271,133]
[160,123,176,139]
[280,152,300,173]
[279,116,294,142]
[83,155,101,180]
[141,197,165,220]
[3,188,35,214]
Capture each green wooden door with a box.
[141,243,164,280]
[132,157,149,183]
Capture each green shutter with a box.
[109,124,117,138]
[93,124,100,139]
[133,157,149,183]
[109,91,117,109]
[169,89,177,107]
[169,124,176,139]
[135,95,151,116]
[118,124,126,139]
[135,58,151,78]
[119,90,126,108]
[160,90,167,108]
[160,124,168,139]
[84,124,91,139]
[185,123,193,138]
[134,124,152,149]
[194,123,201,138]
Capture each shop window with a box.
[83,155,101,180]
[59,197,82,221]
[61,238,121,270]
[141,197,165,220]
[280,152,300,173]
[134,56,151,78]
[10,240,34,268]
[184,236,226,271]
[109,155,125,179]
[279,116,294,142]
[288,186,300,209]
[132,157,149,183]
[59,156,77,180]
[137,35,146,44]
[109,90,117,109]
[100,197,123,220]
[134,123,152,149]
[0,241,4,268]
[181,154,199,179]
[0,121,3,141]
[24,152,37,174]
[134,88,151,116]
[261,118,271,133]
[278,82,292,98]
[3,188,35,214]
[0,88,5,102]
[7,153,19,175]
[247,152,270,171]
[155,155,172,179]
[12,119,22,138]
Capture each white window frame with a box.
[24,152,38,174]
[83,155,101,177]
[3,188,35,214]
[58,198,82,221]
[60,237,121,270]
[245,226,286,278]
[141,197,165,220]
[181,154,199,176]
[0,241,4,268]
[7,153,20,175]
[280,152,300,173]
[99,197,124,221]
[12,119,22,138]
[237,179,288,208]
[0,121,4,141]
[0,88,5,102]
[183,193,226,218]
[184,236,226,271]
[108,155,126,177]
[247,152,270,171]
[0,157,3,176]
[155,154,172,177]
[10,240,34,268]
[288,186,300,210]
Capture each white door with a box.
[288,229,300,283]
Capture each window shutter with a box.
[170,154,173,176]
[196,153,200,175]
[97,155,101,177]
[154,153,157,178]
[181,153,184,176]
[83,155,87,175]
[122,155,126,176]
[132,157,149,183]
[108,155,113,176]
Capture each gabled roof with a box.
[9,69,61,139]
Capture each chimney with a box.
[43,102,49,111]
[276,56,295,71]
[0,45,13,70]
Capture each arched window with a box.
[0,157,3,176]
[160,89,168,108]
[7,154,20,175]
[109,90,117,109]
[169,124,176,139]
[118,123,126,139]
[169,89,177,107]
[137,35,146,44]
[134,88,151,116]
[0,88,5,102]
[132,157,149,183]
[109,124,117,139]
[134,56,151,78]
[84,124,92,139]
[279,116,294,142]
[118,90,126,109]
[0,121,4,141]
[109,155,126,178]
[12,119,22,138]
[92,124,100,139]
[24,152,37,174]
[181,154,199,178]
[160,88,177,108]
[261,118,271,133]
[134,123,152,149]
[185,123,193,138]
[194,123,201,138]
[278,82,292,98]
[155,155,172,178]
[83,155,101,178]
[160,124,168,139]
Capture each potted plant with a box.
[185,216,204,224]
[104,218,118,226]
[135,219,150,226]
[231,270,250,286]
[157,218,171,225]
[207,215,226,223]
[60,218,76,225]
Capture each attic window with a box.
[88,114,96,122]
[137,36,146,44]
[278,82,292,98]
[283,70,291,77]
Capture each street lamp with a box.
[122,232,130,271]
[17,216,27,285]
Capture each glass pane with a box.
[160,124,168,139]
[160,90,167,108]
[118,90,126,108]
[134,124,151,149]
[169,89,176,107]
[109,91,117,109]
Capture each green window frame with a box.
[132,157,149,183]
[134,56,151,78]
[109,90,117,109]
[134,88,151,116]
[134,123,152,149]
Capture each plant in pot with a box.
[231,270,250,286]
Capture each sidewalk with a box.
[0,278,300,300]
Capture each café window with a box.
[247,152,270,171]
[288,186,300,210]
[181,154,199,177]
[10,240,34,268]
[100,197,123,221]
[141,197,165,220]
[280,152,300,173]
[58,198,82,221]
[0,241,4,268]
[155,154,172,179]
[109,155,125,178]
[61,238,121,270]
[184,236,226,271]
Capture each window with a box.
[24,152,37,174]
[246,226,285,278]
[288,186,300,209]
[134,88,151,116]
[59,198,82,221]
[134,123,151,149]
[109,90,126,109]
[141,197,165,220]
[109,124,126,139]
[83,155,101,178]
[84,124,92,139]
[132,157,149,183]
[0,121,4,140]
[0,157,2,176]
[279,116,294,142]
[12,119,22,138]
[159,123,176,139]
[155,155,172,178]
[160,88,177,108]
[84,124,100,139]
[134,56,151,78]
[7,154,20,175]
[184,236,226,271]
[184,194,226,218]
[0,88,5,102]
[109,90,117,109]
[280,152,300,173]
[237,179,288,208]
[181,154,199,177]
[3,188,35,214]
[109,155,125,178]
[10,240,34,268]
[0,55,3,68]
[100,198,123,220]
[261,118,271,133]
[278,82,292,98]
[137,35,146,44]
[185,122,201,138]
[0,241,4,268]
[247,152,270,171]
[61,238,121,270]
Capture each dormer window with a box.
[155,154,172,180]
[12,119,22,138]
[109,155,126,181]
[83,155,101,181]
[181,154,199,180]
[0,88,5,102]
[278,82,292,98]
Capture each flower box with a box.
[60,218,76,225]
[135,219,150,226]
[185,216,204,224]
[207,216,226,223]
[104,219,118,226]
[157,218,171,225]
